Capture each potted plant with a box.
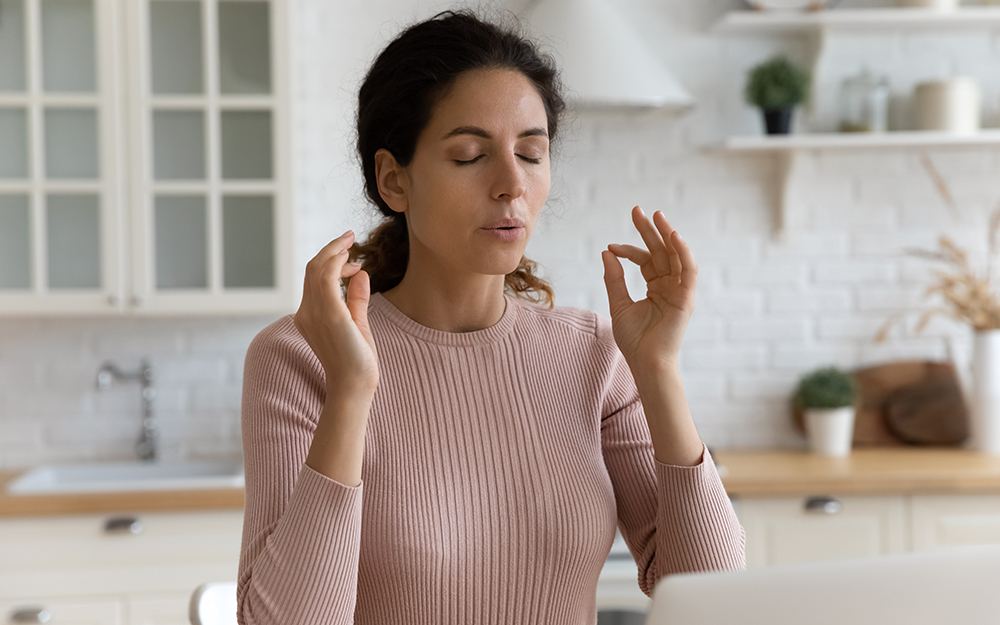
[876,155,1000,454]
[794,366,860,457]
[745,56,811,135]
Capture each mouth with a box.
[483,218,526,230]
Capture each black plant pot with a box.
[762,108,794,135]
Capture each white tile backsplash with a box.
[2,0,997,466]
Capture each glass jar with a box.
[839,68,890,133]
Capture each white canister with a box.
[913,78,982,133]
[971,330,1000,455]
[804,406,856,457]
[897,0,958,9]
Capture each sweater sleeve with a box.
[237,317,365,625]
[595,315,746,597]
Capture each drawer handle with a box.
[9,607,52,624]
[104,515,144,535]
[804,496,842,515]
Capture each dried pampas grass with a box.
[874,154,1000,342]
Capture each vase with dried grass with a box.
[875,154,1000,454]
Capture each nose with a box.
[491,152,527,201]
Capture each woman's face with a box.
[396,68,551,280]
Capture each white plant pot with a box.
[970,330,1000,455]
[805,406,856,457]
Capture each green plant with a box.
[794,367,859,410]
[745,56,811,111]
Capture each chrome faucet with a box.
[96,359,158,462]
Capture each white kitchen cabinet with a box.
[911,494,1000,552]
[0,0,294,316]
[736,494,909,567]
[737,492,1000,567]
[0,509,243,625]
[126,594,191,625]
[0,598,122,625]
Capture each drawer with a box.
[126,593,191,625]
[0,511,243,598]
[1,598,121,625]
[911,494,1000,551]
[736,495,908,567]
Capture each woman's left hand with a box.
[601,206,698,373]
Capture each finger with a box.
[652,211,683,276]
[670,229,699,284]
[311,230,356,266]
[631,206,672,276]
[606,243,657,282]
[340,261,363,279]
[317,250,355,296]
[602,250,634,318]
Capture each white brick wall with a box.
[1,0,997,467]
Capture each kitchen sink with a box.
[5,459,245,495]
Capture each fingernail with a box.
[675,231,683,241]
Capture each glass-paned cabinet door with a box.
[0,0,124,314]
[127,0,292,314]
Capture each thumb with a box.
[344,269,372,327]
[602,250,634,318]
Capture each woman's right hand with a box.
[294,230,379,395]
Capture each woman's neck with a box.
[380,274,508,333]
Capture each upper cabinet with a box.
[0,0,294,316]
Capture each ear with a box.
[374,149,409,214]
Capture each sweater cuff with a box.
[653,443,710,471]
[653,444,745,574]
[248,463,365,623]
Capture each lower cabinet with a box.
[735,493,1000,567]
[0,510,243,625]
[911,494,1000,551]
[0,599,122,625]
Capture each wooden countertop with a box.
[0,470,244,517]
[5,447,1000,516]
[715,447,1000,497]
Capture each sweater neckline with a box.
[369,291,518,346]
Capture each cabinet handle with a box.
[9,607,52,624]
[104,515,144,535]
[130,294,145,308]
[107,294,120,307]
[804,496,842,515]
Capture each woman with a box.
[237,10,744,625]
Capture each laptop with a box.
[644,543,1000,625]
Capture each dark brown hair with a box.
[347,10,565,307]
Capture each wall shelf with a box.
[713,7,1000,34]
[724,129,1000,152]
[714,130,1000,242]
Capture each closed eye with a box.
[454,154,543,166]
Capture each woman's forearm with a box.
[305,384,376,487]
[632,363,705,467]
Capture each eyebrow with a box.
[442,126,548,140]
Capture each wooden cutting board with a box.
[792,360,970,447]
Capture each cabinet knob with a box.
[9,607,52,624]
[130,294,145,308]
[103,515,144,535]
[107,294,121,307]
[804,496,842,515]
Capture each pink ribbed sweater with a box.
[237,291,745,625]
